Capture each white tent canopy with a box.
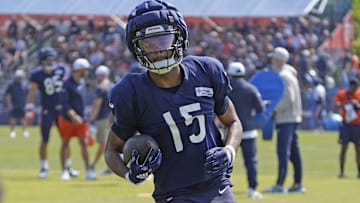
[0,0,322,17]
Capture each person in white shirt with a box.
[264,47,305,194]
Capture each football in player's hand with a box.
[123,134,159,165]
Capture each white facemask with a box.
[148,58,178,75]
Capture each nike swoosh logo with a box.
[166,196,174,202]
[218,186,229,195]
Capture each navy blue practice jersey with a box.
[29,65,66,110]
[94,81,113,120]
[109,56,232,198]
[5,81,27,110]
[229,79,263,132]
[61,77,86,121]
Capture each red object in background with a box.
[25,111,35,125]
[85,134,94,147]
[322,11,354,50]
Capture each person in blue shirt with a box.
[88,65,114,174]
[227,62,264,199]
[104,1,242,202]
[5,69,28,138]
[26,47,78,179]
[58,58,96,181]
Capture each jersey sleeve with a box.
[252,86,265,114]
[109,77,137,141]
[28,70,38,84]
[204,57,232,115]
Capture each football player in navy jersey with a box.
[26,47,78,179]
[104,1,242,202]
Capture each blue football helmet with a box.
[38,47,57,64]
[126,0,188,74]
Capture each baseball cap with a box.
[73,58,91,70]
[227,62,246,77]
[14,69,25,78]
[272,47,289,62]
[95,65,110,76]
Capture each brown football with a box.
[122,134,159,165]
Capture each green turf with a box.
[0,126,359,203]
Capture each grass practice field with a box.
[0,125,360,203]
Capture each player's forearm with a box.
[104,132,129,179]
[104,146,126,175]
[224,120,242,149]
[219,100,243,148]
[104,150,128,178]
[223,119,242,165]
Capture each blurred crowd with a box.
[0,15,359,95]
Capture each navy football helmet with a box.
[38,47,57,64]
[126,0,188,74]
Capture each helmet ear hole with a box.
[184,39,189,50]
